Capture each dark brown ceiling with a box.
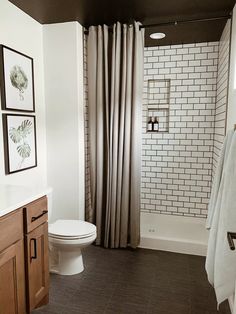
[8,0,236,46]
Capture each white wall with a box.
[227,5,236,131]
[43,22,85,222]
[0,3,85,221]
[0,0,47,187]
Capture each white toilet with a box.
[47,192,97,275]
[48,220,96,275]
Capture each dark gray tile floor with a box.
[33,246,231,314]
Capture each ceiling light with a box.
[150,32,166,40]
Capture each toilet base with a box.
[50,247,84,275]
[48,228,96,276]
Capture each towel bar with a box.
[227,232,236,250]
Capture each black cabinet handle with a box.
[31,238,37,259]
[31,210,48,222]
[227,232,236,250]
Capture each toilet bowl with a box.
[48,219,96,275]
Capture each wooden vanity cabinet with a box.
[24,196,49,313]
[26,223,49,312]
[0,195,49,314]
[0,209,26,314]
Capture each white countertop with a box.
[0,185,52,217]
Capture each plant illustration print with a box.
[10,65,28,101]
[9,119,33,169]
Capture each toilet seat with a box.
[49,220,96,240]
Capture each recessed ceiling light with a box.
[150,32,166,40]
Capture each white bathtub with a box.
[140,212,209,256]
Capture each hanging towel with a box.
[206,130,234,229]
[206,130,236,305]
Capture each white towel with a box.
[206,130,234,229]
[206,130,236,305]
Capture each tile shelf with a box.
[147,107,169,111]
[146,130,169,134]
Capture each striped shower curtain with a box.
[87,22,144,248]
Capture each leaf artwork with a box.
[9,119,33,169]
[17,143,31,158]
[19,119,33,137]
[10,65,28,101]
[9,127,22,143]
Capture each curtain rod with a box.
[84,14,232,35]
[139,15,232,30]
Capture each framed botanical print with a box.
[0,45,35,112]
[2,114,37,174]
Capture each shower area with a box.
[83,19,231,255]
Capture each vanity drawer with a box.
[0,209,23,253]
[24,196,48,233]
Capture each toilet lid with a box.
[49,220,96,238]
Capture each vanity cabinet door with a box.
[26,222,49,312]
[0,240,26,314]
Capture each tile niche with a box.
[146,79,170,133]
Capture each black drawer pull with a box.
[31,238,37,259]
[227,232,236,250]
[31,210,48,222]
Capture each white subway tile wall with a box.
[84,26,229,220]
[212,20,231,176]
[142,42,220,218]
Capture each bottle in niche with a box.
[154,117,159,132]
[147,117,153,131]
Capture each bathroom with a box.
[0,0,236,313]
